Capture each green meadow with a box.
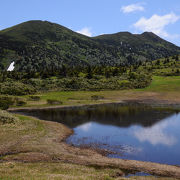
[11,75,179,109]
[140,76,180,92]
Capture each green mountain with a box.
[94,32,180,62]
[0,20,180,71]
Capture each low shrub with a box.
[16,100,27,106]
[0,81,36,95]
[47,99,63,105]
[118,80,132,88]
[0,110,18,125]
[91,95,104,100]
[0,96,15,110]
[13,97,27,106]
[28,95,41,101]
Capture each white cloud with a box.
[133,13,180,38]
[77,27,92,37]
[121,3,144,13]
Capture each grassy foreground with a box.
[0,162,125,180]
[0,162,176,180]
[0,112,178,179]
[0,113,127,180]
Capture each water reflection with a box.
[134,115,178,146]
[15,103,174,128]
[78,122,92,132]
[16,103,180,165]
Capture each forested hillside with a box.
[0,20,180,72]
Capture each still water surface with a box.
[18,104,180,165]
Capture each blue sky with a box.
[1,0,180,46]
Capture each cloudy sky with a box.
[1,0,180,45]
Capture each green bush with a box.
[64,78,82,89]
[47,99,63,105]
[91,95,104,100]
[0,81,36,95]
[28,95,41,101]
[0,96,15,110]
[118,80,132,89]
[16,99,27,106]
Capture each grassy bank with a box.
[1,110,179,179]
[0,112,124,180]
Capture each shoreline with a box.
[8,98,180,112]
[5,100,180,178]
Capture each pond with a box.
[16,103,180,165]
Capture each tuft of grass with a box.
[47,99,63,105]
[91,95,104,100]
[28,95,41,101]
[0,110,18,125]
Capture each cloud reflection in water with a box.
[78,122,92,132]
[134,115,179,146]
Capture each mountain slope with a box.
[0,20,180,71]
[94,32,180,63]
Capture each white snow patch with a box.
[7,61,15,71]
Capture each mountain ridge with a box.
[0,20,179,71]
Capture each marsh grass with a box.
[0,162,122,180]
[0,162,176,180]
